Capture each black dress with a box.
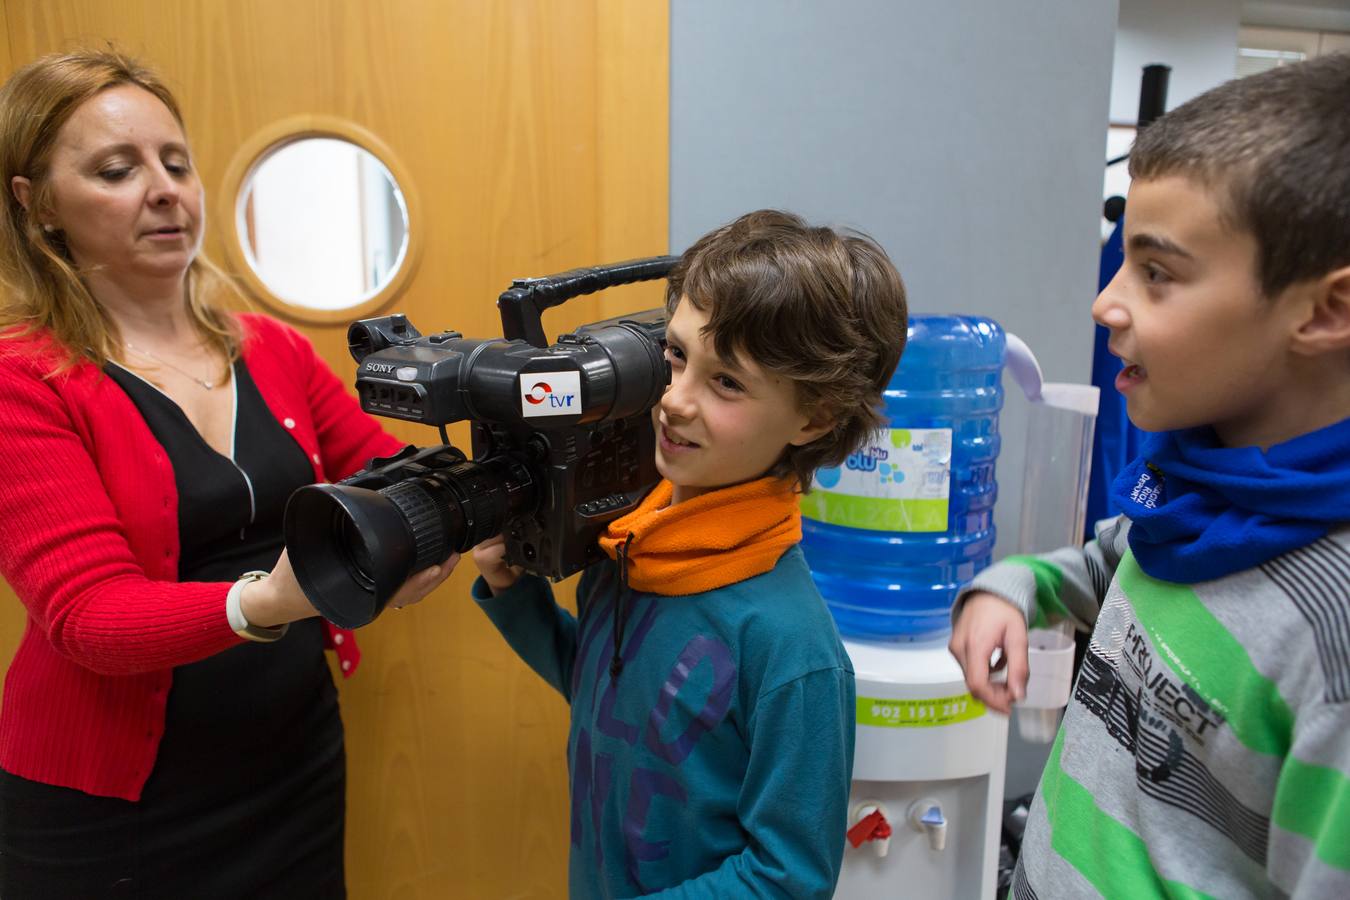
[0,360,346,899]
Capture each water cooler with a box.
[801,317,1097,899]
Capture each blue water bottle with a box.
[800,315,1005,640]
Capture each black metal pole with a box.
[1106,63,1173,167]
[1137,64,1171,129]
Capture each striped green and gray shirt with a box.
[961,517,1350,899]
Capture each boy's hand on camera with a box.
[948,591,1028,715]
[473,535,524,595]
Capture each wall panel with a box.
[0,2,668,896]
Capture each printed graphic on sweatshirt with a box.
[1072,602,1271,864]
[1010,858,1039,900]
[569,587,738,894]
[801,427,952,532]
[1263,536,1350,704]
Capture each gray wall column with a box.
[672,0,1119,567]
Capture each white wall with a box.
[1110,1,1350,125]
[1243,0,1350,33]
[1111,0,1242,123]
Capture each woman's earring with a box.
[42,224,55,234]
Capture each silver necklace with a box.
[122,341,222,390]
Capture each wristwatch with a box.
[225,570,289,643]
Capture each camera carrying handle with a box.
[498,255,679,348]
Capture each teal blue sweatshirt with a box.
[472,545,855,898]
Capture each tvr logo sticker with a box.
[520,372,581,417]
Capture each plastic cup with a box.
[1014,627,1075,743]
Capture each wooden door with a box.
[0,2,668,896]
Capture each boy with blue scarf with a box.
[950,54,1350,898]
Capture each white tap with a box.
[908,798,947,851]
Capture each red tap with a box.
[846,808,893,848]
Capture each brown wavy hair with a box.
[666,209,908,490]
[0,47,239,375]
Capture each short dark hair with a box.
[1129,52,1350,297]
[666,209,908,490]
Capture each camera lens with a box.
[335,512,376,589]
[285,452,536,628]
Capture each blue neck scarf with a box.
[1110,417,1350,583]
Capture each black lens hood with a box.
[284,483,418,628]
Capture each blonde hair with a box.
[0,47,240,375]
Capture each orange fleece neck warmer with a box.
[598,477,802,595]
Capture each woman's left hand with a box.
[386,552,460,611]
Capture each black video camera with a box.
[284,257,676,628]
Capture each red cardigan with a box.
[0,313,404,800]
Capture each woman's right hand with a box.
[472,535,524,596]
[241,547,458,626]
[948,591,1029,715]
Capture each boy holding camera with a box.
[472,209,907,897]
[950,55,1350,898]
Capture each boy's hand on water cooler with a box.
[949,592,1028,715]
[472,534,525,596]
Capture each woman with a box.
[0,49,453,897]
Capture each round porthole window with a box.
[221,117,421,323]
[236,137,408,310]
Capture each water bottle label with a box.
[801,427,952,532]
